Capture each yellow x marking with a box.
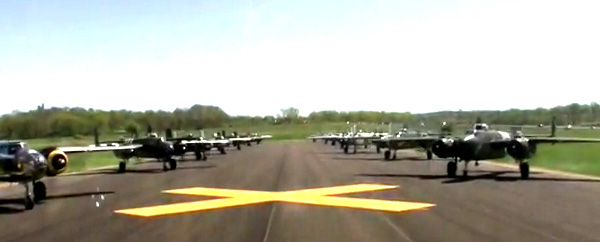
[114,184,435,217]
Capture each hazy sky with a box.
[1,0,599,116]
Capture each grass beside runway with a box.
[492,143,600,177]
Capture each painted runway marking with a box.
[114,184,435,217]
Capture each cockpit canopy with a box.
[473,123,489,131]
[0,141,28,155]
[147,133,159,138]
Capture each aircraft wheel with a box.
[427,150,433,160]
[202,152,208,161]
[219,147,226,154]
[118,162,126,173]
[447,162,457,177]
[247,141,252,146]
[195,151,203,161]
[353,147,357,154]
[169,159,177,170]
[463,170,468,177]
[237,144,241,150]
[313,139,316,142]
[33,182,47,202]
[384,150,391,160]
[364,144,368,149]
[376,147,381,153]
[24,195,34,210]
[519,162,530,179]
[344,145,349,154]
[257,140,262,145]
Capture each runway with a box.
[1,141,600,242]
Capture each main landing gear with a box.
[162,158,177,171]
[384,150,397,160]
[446,159,470,177]
[518,160,530,179]
[118,159,128,173]
[446,159,531,179]
[447,160,457,178]
[343,144,357,154]
[195,150,207,161]
[22,181,47,210]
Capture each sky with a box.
[1,0,599,117]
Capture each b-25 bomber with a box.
[0,139,140,210]
[370,129,442,160]
[98,130,210,173]
[428,119,600,179]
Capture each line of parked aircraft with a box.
[309,118,600,180]
[0,129,271,210]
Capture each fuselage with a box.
[111,137,175,160]
[0,141,48,181]
[456,130,512,161]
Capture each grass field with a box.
[17,122,600,177]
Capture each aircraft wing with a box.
[490,137,600,148]
[50,144,142,154]
[180,140,230,145]
[229,137,252,142]
[372,137,439,148]
[527,137,600,144]
[344,136,386,140]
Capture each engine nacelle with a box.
[506,139,533,160]
[431,138,457,158]
[40,147,69,176]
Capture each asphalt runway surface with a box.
[2,141,600,242]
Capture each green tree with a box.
[567,103,582,124]
[125,122,139,138]
[280,107,300,123]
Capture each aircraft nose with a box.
[457,139,479,161]
[11,150,37,174]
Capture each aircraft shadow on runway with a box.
[332,156,428,161]
[331,157,384,161]
[0,191,114,214]
[63,164,216,177]
[320,151,374,155]
[357,170,600,184]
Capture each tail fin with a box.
[551,116,556,137]
[94,127,99,146]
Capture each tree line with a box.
[0,105,230,139]
[306,103,600,127]
[0,103,599,139]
